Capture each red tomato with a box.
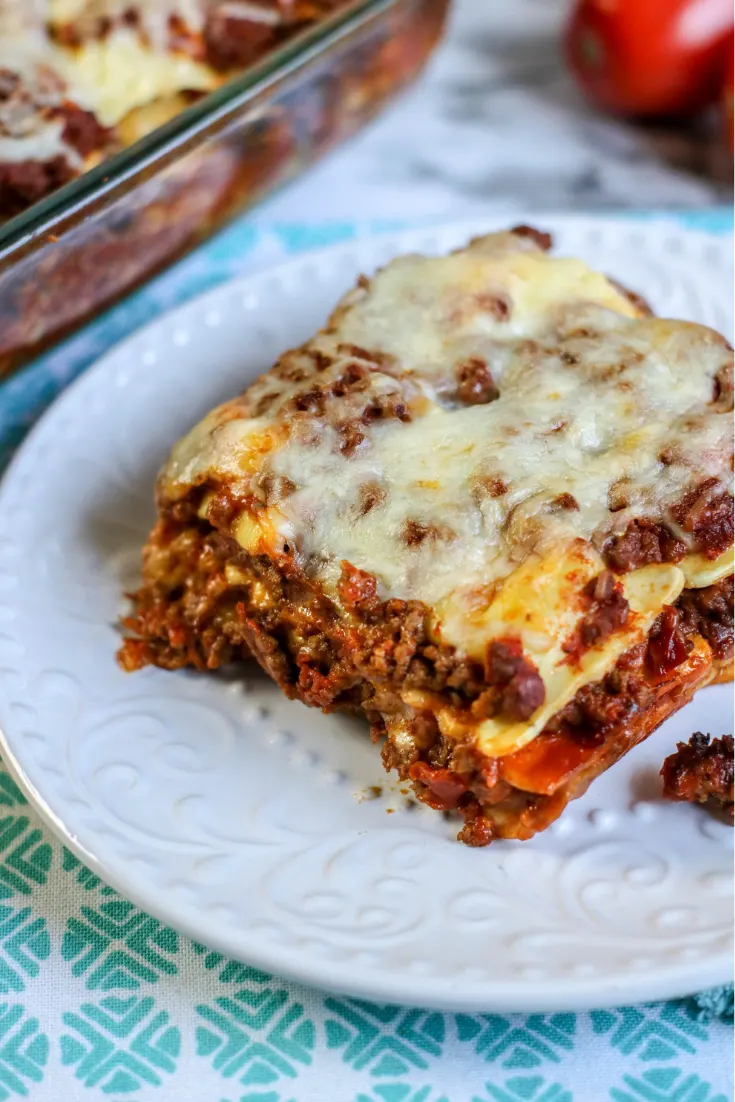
[565,0,734,119]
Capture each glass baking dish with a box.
[0,0,448,380]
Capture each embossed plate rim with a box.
[0,215,732,1011]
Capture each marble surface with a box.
[259,0,732,222]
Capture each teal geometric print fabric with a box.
[0,212,732,1100]
[0,752,727,1100]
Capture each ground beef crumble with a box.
[661,733,734,822]
[484,639,545,721]
[604,518,687,572]
[455,357,499,405]
[678,574,734,661]
[671,479,734,560]
[562,570,629,662]
[510,225,553,251]
[0,157,75,216]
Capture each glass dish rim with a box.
[0,0,397,260]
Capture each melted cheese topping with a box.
[159,231,734,752]
[329,250,640,376]
[60,29,218,126]
[48,0,87,20]
[0,0,47,34]
[49,0,207,46]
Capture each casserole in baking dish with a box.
[0,0,448,376]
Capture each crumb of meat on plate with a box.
[661,732,734,822]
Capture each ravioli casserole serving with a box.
[119,227,734,845]
[0,0,347,216]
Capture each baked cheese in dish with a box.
[120,227,734,845]
[0,0,346,217]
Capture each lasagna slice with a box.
[119,226,734,845]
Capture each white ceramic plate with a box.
[0,216,732,1012]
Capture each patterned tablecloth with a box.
[0,212,731,1102]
